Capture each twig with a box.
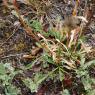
[0,53,27,59]
[13,0,53,55]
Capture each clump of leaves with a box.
[76,55,95,95]
[0,63,21,95]
[25,16,95,94]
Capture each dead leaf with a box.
[68,27,80,47]
[31,47,41,56]
[63,59,76,69]
[22,54,35,59]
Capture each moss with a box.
[14,42,26,52]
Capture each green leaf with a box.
[87,89,95,95]
[42,53,54,64]
[61,89,70,95]
[48,29,63,41]
[4,63,14,72]
[23,78,38,92]
[23,73,47,92]
[0,64,6,75]
[83,60,95,69]
[29,20,42,32]
[5,85,20,95]
[59,68,64,81]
